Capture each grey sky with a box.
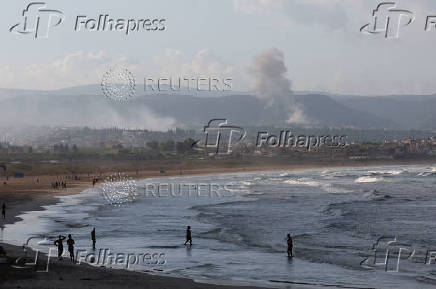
[1,0,436,95]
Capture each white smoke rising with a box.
[287,104,311,125]
[249,48,310,124]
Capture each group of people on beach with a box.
[54,227,97,262]
[53,225,293,262]
[185,226,294,257]
[52,181,67,190]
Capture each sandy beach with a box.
[1,159,434,289]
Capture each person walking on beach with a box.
[67,234,75,262]
[91,227,96,249]
[54,235,66,260]
[1,203,5,219]
[286,233,293,258]
[184,226,192,246]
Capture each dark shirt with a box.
[287,237,293,247]
[67,239,75,250]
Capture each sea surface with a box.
[3,164,436,289]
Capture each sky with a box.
[1,0,436,95]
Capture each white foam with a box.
[355,176,384,183]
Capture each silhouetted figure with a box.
[286,233,293,257]
[54,235,66,260]
[1,203,5,219]
[91,227,96,249]
[184,226,192,246]
[66,234,75,262]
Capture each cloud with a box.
[0,50,136,90]
[233,0,286,14]
[152,48,235,80]
[0,49,238,91]
[233,0,352,30]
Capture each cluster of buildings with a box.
[1,126,436,161]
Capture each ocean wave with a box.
[283,178,321,187]
[368,169,407,176]
[321,171,357,179]
[354,176,384,183]
[418,171,436,177]
[324,186,354,194]
[282,178,353,194]
[363,190,392,201]
[279,172,292,177]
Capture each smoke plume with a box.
[249,48,310,125]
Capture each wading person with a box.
[54,235,66,260]
[91,227,96,249]
[1,203,5,219]
[286,233,293,258]
[184,226,192,246]
[67,234,75,262]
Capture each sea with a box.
[2,164,436,289]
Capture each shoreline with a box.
[1,159,435,289]
[4,158,433,229]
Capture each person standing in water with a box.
[184,226,192,246]
[1,203,5,219]
[286,233,293,257]
[67,234,75,262]
[91,228,96,249]
[54,235,66,260]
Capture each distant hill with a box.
[332,94,436,129]
[0,85,435,130]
